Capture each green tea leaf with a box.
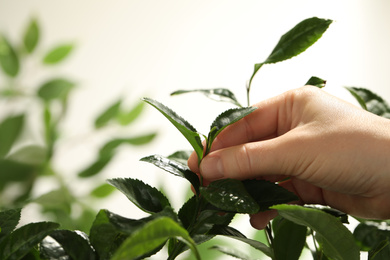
[0,35,19,77]
[37,78,75,101]
[272,204,360,260]
[108,178,171,214]
[43,44,73,64]
[0,159,36,191]
[171,88,242,107]
[49,230,96,260]
[265,17,332,64]
[117,100,145,126]
[142,97,204,162]
[369,239,390,260]
[207,107,256,153]
[242,179,298,211]
[111,217,200,260]
[89,208,177,260]
[272,216,307,260]
[0,114,24,158]
[40,237,68,260]
[94,100,122,129]
[249,17,332,87]
[345,87,390,118]
[0,221,59,260]
[33,188,73,214]
[6,145,47,166]
[23,18,39,53]
[99,133,157,156]
[209,245,252,260]
[140,154,200,195]
[305,76,327,88]
[354,222,390,251]
[167,150,193,164]
[78,154,113,178]
[0,209,21,242]
[200,179,259,214]
[90,183,116,198]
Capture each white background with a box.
[1,1,389,259]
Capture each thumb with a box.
[199,131,305,181]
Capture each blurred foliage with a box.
[0,17,157,232]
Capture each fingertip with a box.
[187,151,200,173]
[249,210,278,230]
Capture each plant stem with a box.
[265,223,274,246]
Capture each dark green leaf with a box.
[208,225,273,258]
[0,35,19,77]
[272,204,360,260]
[90,183,116,198]
[171,88,242,107]
[207,107,256,153]
[345,87,390,118]
[49,230,96,260]
[99,133,157,156]
[142,98,204,163]
[209,245,252,260]
[23,18,39,53]
[111,217,200,260]
[0,114,24,158]
[305,76,327,88]
[117,100,145,126]
[200,179,259,214]
[140,154,200,195]
[354,222,390,251]
[369,239,390,260]
[265,17,332,64]
[89,208,177,260]
[0,209,21,242]
[272,216,307,260]
[94,100,122,129]
[37,78,75,101]
[242,179,298,211]
[78,154,113,178]
[0,222,59,260]
[108,178,171,214]
[43,44,73,64]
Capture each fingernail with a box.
[200,156,224,180]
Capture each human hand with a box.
[188,86,390,229]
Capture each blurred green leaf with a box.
[99,132,157,156]
[6,145,47,166]
[49,230,97,260]
[0,35,19,77]
[90,183,116,198]
[78,154,113,178]
[354,222,390,251]
[37,78,75,101]
[272,204,360,260]
[200,179,259,214]
[94,100,121,129]
[171,88,242,107]
[108,178,171,214]
[33,188,73,214]
[23,18,39,53]
[0,114,24,158]
[43,44,73,64]
[117,100,145,126]
[369,239,390,260]
[0,159,36,191]
[305,76,327,88]
[207,107,256,154]
[112,217,200,260]
[0,221,59,260]
[143,97,204,163]
[0,208,21,242]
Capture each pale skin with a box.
[188,86,390,229]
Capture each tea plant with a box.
[1,16,390,260]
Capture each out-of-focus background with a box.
[0,0,389,258]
